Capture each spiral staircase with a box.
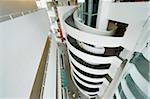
[62,7,126,98]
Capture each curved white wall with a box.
[73,9,117,36]
[66,39,119,64]
[129,64,149,95]
[64,21,123,48]
[0,9,50,98]
[63,7,124,98]
[68,53,109,75]
[79,42,105,54]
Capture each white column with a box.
[96,0,113,30]
[87,0,93,26]
[96,0,102,29]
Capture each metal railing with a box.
[0,9,39,23]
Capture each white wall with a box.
[108,2,149,24]
[58,6,77,38]
[134,15,150,61]
[109,2,149,51]
[97,0,113,30]
[0,0,37,16]
[43,34,57,99]
[0,9,50,98]
[97,2,149,29]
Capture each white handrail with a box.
[0,9,39,23]
[73,9,118,36]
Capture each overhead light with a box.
[78,0,85,3]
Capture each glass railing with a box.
[115,51,149,99]
[118,83,127,99]
[125,74,148,99]
[130,52,150,82]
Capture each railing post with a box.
[9,15,13,20]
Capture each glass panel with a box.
[130,52,150,82]
[61,69,68,88]
[125,74,148,99]
[118,83,127,99]
[85,0,88,12]
[92,0,99,14]
[91,15,97,28]
[83,14,88,25]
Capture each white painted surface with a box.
[129,64,149,96]
[97,0,113,30]
[108,2,149,51]
[101,63,124,99]
[0,9,50,98]
[96,2,149,51]
[70,69,99,97]
[135,16,150,61]
[98,79,109,97]
[59,3,150,99]
[115,89,121,99]
[108,2,149,24]
[64,5,146,52]
[79,42,105,54]
[64,17,123,48]
[43,34,57,99]
[121,79,135,99]
[58,6,77,38]
[69,53,109,75]
[72,72,99,88]
[71,70,93,98]
[70,63,105,83]
[73,10,117,36]
[60,4,150,51]
[108,58,122,78]
[121,24,143,51]
[66,39,119,64]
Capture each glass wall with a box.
[114,52,150,99]
[77,0,99,28]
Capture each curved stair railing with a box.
[73,9,118,36]
[0,9,38,23]
[62,7,125,98]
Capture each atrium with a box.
[0,0,150,99]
